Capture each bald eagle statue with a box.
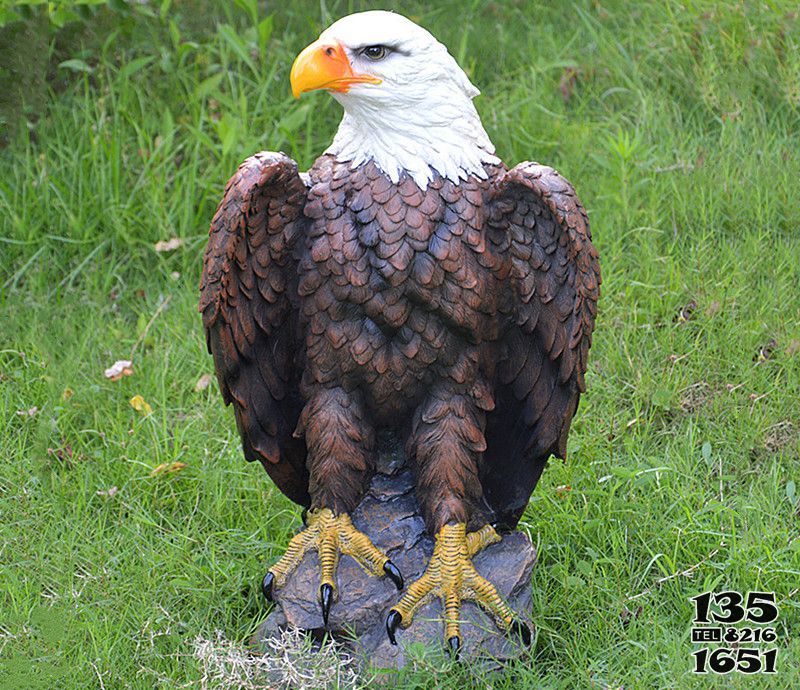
[200,10,600,651]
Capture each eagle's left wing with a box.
[481,163,601,528]
[199,152,311,506]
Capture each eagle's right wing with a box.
[199,152,311,506]
[481,162,601,528]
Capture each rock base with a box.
[251,467,536,670]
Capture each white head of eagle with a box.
[290,10,499,189]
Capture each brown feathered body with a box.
[200,152,599,534]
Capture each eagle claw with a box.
[448,635,461,658]
[263,508,395,625]
[388,523,525,653]
[510,619,532,646]
[320,583,334,626]
[261,572,275,601]
[383,561,404,591]
[386,609,402,646]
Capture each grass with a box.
[1,0,799,687]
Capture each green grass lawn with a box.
[1,1,799,687]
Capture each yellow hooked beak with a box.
[290,39,382,98]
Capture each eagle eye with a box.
[361,45,388,60]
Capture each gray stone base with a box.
[251,468,536,670]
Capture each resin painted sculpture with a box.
[200,10,600,652]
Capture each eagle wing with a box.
[481,162,601,528]
[199,152,311,506]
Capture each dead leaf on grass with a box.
[130,395,153,415]
[620,604,643,626]
[754,339,777,364]
[47,442,82,468]
[785,339,800,357]
[105,360,133,381]
[194,373,214,392]
[150,461,187,477]
[154,237,184,252]
[555,484,572,498]
[674,299,697,324]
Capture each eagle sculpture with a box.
[200,10,600,652]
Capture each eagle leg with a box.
[262,386,402,624]
[386,522,531,653]
[262,507,403,625]
[390,386,530,650]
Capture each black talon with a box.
[320,583,333,626]
[510,619,532,646]
[301,508,308,526]
[386,610,402,646]
[383,561,404,591]
[261,572,274,601]
[448,635,461,658]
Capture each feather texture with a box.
[481,162,601,528]
[200,153,599,533]
[199,152,310,505]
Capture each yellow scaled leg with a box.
[386,523,531,654]
[261,508,403,625]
